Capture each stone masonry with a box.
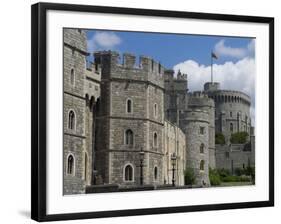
[63,28,255,194]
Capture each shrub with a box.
[215,133,225,145]
[230,132,249,144]
[221,175,250,182]
[245,166,255,184]
[184,168,196,185]
[234,167,246,176]
[217,168,230,178]
[209,168,221,186]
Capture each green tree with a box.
[209,168,221,186]
[184,168,196,186]
[215,133,226,145]
[230,132,249,144]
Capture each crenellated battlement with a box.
[207,89,251,106]
[164,69,187,81]
[93,51,165,88]
[188,91,215,108]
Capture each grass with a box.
[219,181,254,187]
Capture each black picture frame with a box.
[31,2,274,222]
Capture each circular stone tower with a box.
[181,92,215,186]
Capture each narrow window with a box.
[125,129,134,145]
[68,110,75,130]
[200,160,205,171]
[127,99,132,113]
[67,155,74,175]
[154,103,158,118]
[230,111,232,117]
[199,127,205,135]
[153,132,158,147]
[230,123,233,132]
[200,143,204,154]
[70,68,75,86]
[154,167,158,180]
[124,164,133,181]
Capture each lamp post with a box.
[139,147,145,185]
[171,152,177,187]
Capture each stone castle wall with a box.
[207,89,251,142]
[163,121,186,186]
[94,51,166,186]
[181,108,210,186]
[63,29,88,194]
[63,30,254,193]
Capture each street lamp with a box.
[171,152,177,187]
[139,147,145,185]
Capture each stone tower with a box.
[164,70,188,124]
[180,92,215,186]
[204,82,251,143]
[63,29,101,194]
[63,29,91,194]
[93,51,165,186]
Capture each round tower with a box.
[181,92,215,186]
[207,90,251,143]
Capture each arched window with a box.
[124,164,133,181]
[126,99,132,113]
[153,132,158,147]
[200,143,204,154]
[154,103,158,118]
[200,160,205,171]
[125,129,134,145]
[70,68,75,86]
[67,154,74,175]
[230,123,233,132]
[68,110,75,130]
[230,111,232,117]
[154,167,158,180]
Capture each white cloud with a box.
[214,39,255,59]
[173,57,255,124]
[87,32,122,52]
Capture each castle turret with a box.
[93,51,165,186]
[180,92,215,186]
[63,28,92,194]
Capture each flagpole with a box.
[211,53,213,83]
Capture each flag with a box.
[211,52,218,59]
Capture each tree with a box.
[215,133,225,145]
[184,168,196,186]
[209,168,221,186]
[230,131,249,144]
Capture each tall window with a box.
[200,143,204,154]
[68,110,75,130]
[127,99,132,113]
[200,160,205,171]
[199,127,205,135]
[154,103,158,118]
[230,123,233,132]
[125,129,134,145]
[67,154,74,175]
[124,164,133,181]
[230,111,232,117]
[70,68,75,86]
[153,132,158,147]
[154,167,158,180]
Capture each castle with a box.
[63,29,255,194]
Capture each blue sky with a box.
[85,29,255,124]
[86,30,254,68]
